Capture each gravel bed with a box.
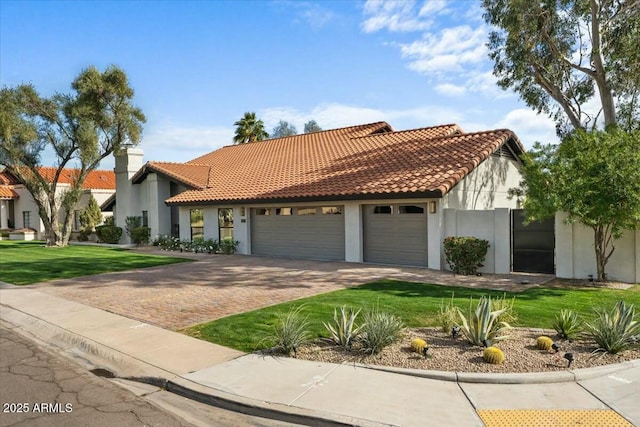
[292,328,640,373]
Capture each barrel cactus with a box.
[410,338,428,354]
[536,336,553,351]
[483,346,505,364]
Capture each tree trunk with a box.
[590,0,617,128]
[593,224,615,281]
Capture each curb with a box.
[0,305,389,427]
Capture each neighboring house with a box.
[0,167,115,239]
[107,122,526,273]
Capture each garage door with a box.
[363,204,428,266]
[251,206,345,261]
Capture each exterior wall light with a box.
[428,201,437,214]
[240,207,246,217]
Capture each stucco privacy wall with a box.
[442,208,511,275]
[555,212,640,283]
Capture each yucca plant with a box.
[323,306,362,348]
[267,305,311,356]
[492,293,518,326]
[436,292,458,333]
[359,308,404,355]
[585,301,640,355]
[552,309,583,340]
[455,296,511,347]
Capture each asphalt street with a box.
[0,325,297,427]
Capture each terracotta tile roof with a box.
[35,167,115,190]
[0,170,20,185]
[132,162,210,189]
[0,186,19,200]
[163,123,522,205]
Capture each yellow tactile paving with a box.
[477,409,633,427]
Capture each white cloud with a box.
[260,103,464,132]
[418,1,449,17]
[434,83,466,96]
[362,0,434,33]
[494,108,558,148]
[293,2,336,30]
[139,123,234,162]
[400,25,488,74]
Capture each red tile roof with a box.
[132,162,210,189]
[35,167,115,190]
[160,122,522,205]
[0,186,19,200]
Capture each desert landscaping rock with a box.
[293,328,640,374]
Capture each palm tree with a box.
[233,112,269,144]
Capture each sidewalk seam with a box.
[286,363,342,406]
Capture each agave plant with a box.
[455,296,511,347]
[323,306,362,348]
[359,308,404,355]
[552,309,583,340]
[585,301,640,354]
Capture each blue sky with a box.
[1,0,558,169]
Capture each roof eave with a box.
[164,190,444,206]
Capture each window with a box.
[321,206,342,215]
[23,211,31,229]
[256,208,271,215]
[275,208,292,215]
[218,208,233,241]
[73,210,81,231]
[190,209,204,240]
[142,211,148,227]
[297,207,317,215]
[399,205,425,214]
[373,205,392,214]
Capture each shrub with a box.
[359,308,404,355]
[153,234,181,251]
[436,292,458,333]
[536,336,553,350]
[220,237,239,254]
[95,225,122,244]
[125,216,142,238]
[410,338,428,354]
[455,296,511,347]
[80,195,103,232]
[266,305,311,356]
[323,306,362,348]
[585,301,640,355]
[443,236,490,275]
[483,346,505,364]
[77,228,91,242]
[492,293,518,326]
[552,309,583,340]
[104,216,115,226]
[131,227,151,245]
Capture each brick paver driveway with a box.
[33,251,552,330]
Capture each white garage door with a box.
[251,206,345,261]
[363,204,428,267]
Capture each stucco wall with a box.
[443,156,522,210]
[555,212,639,283]
[442,208,511,274]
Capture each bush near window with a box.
[131,227,151,245]
[443,236,490,275]
[95,225,123,244]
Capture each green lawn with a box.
[0,240,190,285]
[182,279,640,352]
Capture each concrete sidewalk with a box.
[1,285,638,427]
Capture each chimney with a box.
[114,148,144,243]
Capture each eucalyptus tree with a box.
[303,120,322,133]
[0,65,145,247]
[483,0,639,133]
[271,120,298,138]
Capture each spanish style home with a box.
[96,121,640,282]
[0,167,115,239]
[107,122,528,274]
